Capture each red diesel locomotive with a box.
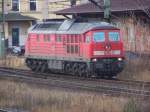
[25,19,125,78]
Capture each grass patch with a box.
[0,79,129,112]
[119,56,150,81]
[124,99,138,112]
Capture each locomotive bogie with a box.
[26,57,124,78]
[26,58,91,77]
[92,58,124,76]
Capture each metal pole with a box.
[70,0,76,19]
[0,0,5,58]
[70,0,76,7]
[104,0,111,21]
[88,0,111,22]
[43,0,49,21]
[2,0,5,33]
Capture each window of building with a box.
[30,0,36,11]
[32,20,37,25]
[12,0,19,11]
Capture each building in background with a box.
[0,0,81,48]
[3,0,81,21]
[55,0,150,54]
[4,13,36,47]
[0,0,38,47]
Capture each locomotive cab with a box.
[89,28,125,76]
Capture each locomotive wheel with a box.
[35,61,42,72]
[83,65,90,78]
[26,59,31,67]
[78,64,85,77]
[65,63,72,74]
[85,69,91,78]
[79,64,90,78]
[107,74,114,79]
[73,63,79,75]
[30,60,37,71]
[41,61,48,73]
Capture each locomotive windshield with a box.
[108,32,119,41]
[93,32,105,42]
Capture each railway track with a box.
[0,109,8,112]
[0,109,27,112]
[0,67,150,99]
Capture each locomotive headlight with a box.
[118,58,122,61]
[92,58,97,62]
[112,50,121,55]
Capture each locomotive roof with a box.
[29,20,119,34]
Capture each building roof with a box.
[55,0,150,15]
[29,20,119,34]
[4,13,37,21]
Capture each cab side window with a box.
[85,36,90,43]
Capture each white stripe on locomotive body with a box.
[93,51,105,55]
[28,20,119,35]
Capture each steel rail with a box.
[0,67,149,98]
[0,67,149,87]
[0,109,9,112]
[0,109,27,112]
[1,67,150,86]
